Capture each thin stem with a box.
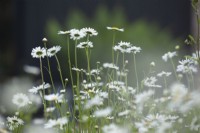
[170,58,179,81]
[133,54,139,92]
[55,54,65,90]
[112,32,116,64]
[44,43,56,93]
[39,57,47,115]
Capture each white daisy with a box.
[23,65,40,75]
[29,82,51,94]
[143,76,161,88]
[70,29,86,40]
[77,41,93,49]
[31,46,46,58]
[84,95,103,109]
[12,93,32,108]
[94,107,112,117]
[44,117,68,130]
[162,51,177,62]
[46,107,56,113]
[102,123,129,133]
[190,117,200,131]
[44,93,64,103]
[7,116,24,130]
[103,63,119,70]
[176,58,198,73]
[118,110,130,116]
[157,71,171,77]
[47,46,61,57]
[106,26,124,32]
[58,30,70,35]
[80,27,98,36]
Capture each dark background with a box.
[0,0,191,81]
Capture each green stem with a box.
[170,58,178,81]
[39,57,47,115]
[112,32,116,64]
[44,43,56,93]
[133,54,139,92]
[55,54,65,90]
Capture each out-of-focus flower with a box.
[103,63,119,70]
[94,107,112,117]
[12,93,32,108]
[29,82,51,94]
[44,93,64,103]
[106,27,124,32]
[7,116,24,130]
[23,65,40,75]
[44,117,68,130]
[162,51,177,62]
[143,76,161,88]
[102,123,129,133]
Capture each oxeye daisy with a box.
[44,117,68,130]
[81,27,98,36]
[7,116,24,130]
[31,46,46,58]
[106,26,124,32]
[12,93,32,108]
[77,41,93,49]
[162,51,177,62]
[113,41,131,53]
[58,30,70,35]
[29,82,51,94]
[44,93,64,103]
[103,63,119,70]
[47,46,61,57]
[70,29,86,40]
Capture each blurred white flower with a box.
[23,65,40,75]
[189,116,200,131]
[77,41,93,49]
[58,30,70,35]
[162,51,177,62]
[176,58,198,73]
[143,76,161,88]
[7,116,24,130]
[12,93,32,108]
[102,123,129,133]
[106,26,124,32]
[94,107,112,117]
[118,110,130,116]
[44,93,64,103]
[29,82,51,94]
[157,71,171,77]
[84,95,103,109]
[44,117,68,130]
[103,63,119,70]
[31,46,46,58]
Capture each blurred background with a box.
[0,0,192,113]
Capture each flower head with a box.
[58,30,70,35]
[44,117,68,130]
[29,82,51,94]
[7,116,24,130]
[31,46,46,58]
[143,76,161,88]
[81,27,98,36]
[12,93,32,108]
[106,26,124,32]
[44,93,64,103]
[77,41,93,49]
[70,29,86,40]
[47,46,61,57]
[162,51,177,62]
[103,63,119,70]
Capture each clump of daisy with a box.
[31,46,46,58]
[80,27,98,36]
[102,123,129,133]
[69,29,86,40]
[12,93,32,108]
[106,26,124,32]
[77,41,93,49]
[47,46,61,57]
[176,58,198,73]
[6,116,24,131]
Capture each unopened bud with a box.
[42,38,48,42]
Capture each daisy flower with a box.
[47,46,61,57]
[113,41,131,53]
[58,30,70,35]
[102,123,129,133]
[44,93,64,103]
[31,46,46,58]
[81,27,98,36]
[94,107,112,117]
[29,82,51,94]
[12,93,32,108]
[69,29,86,40]
[143,76,161,88]
[176,58,198,73]
[44,117,68,130]
[7,116,24,130]
[103,63,119,70]
[162,51,177,62]
[23,65,40,75]
[77,41,93,49]
[106,26,124,32]
[157,71,172,77]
